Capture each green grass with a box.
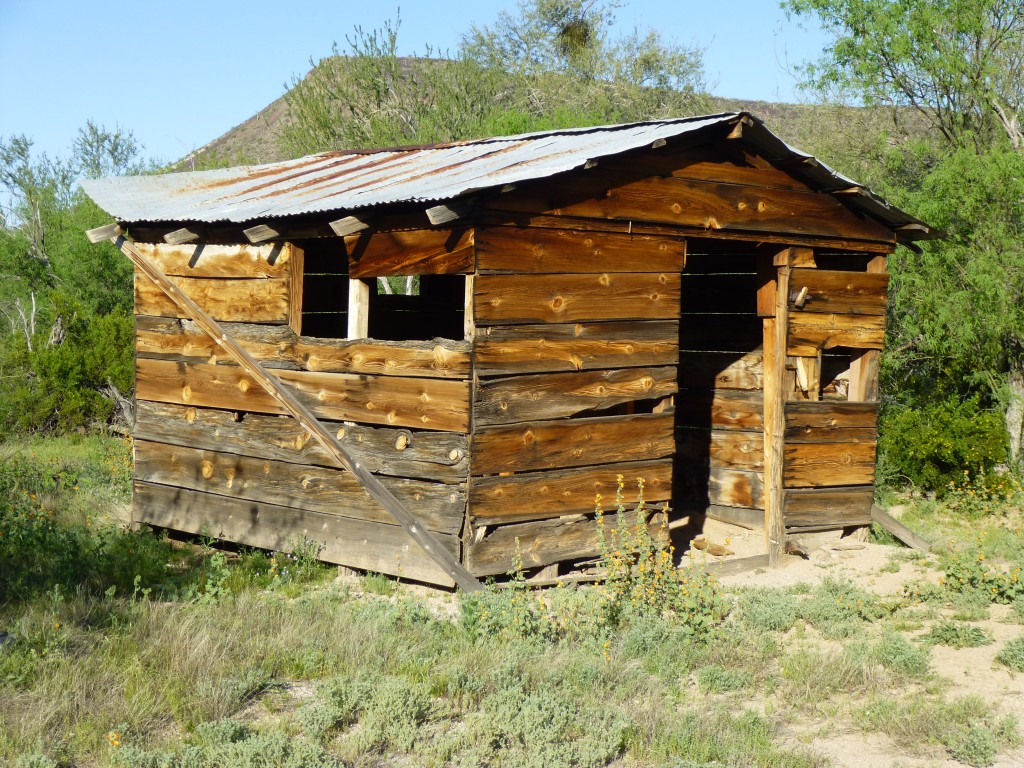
[2,436,1023,767]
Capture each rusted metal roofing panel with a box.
[80,112,936,239]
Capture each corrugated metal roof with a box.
[80,112,936,240]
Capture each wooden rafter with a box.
[88,225,483,592]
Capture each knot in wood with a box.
[200,460,214,479]
[394,433,410,451]
[550,295,565,309]
[448,449,461,462]
[185,407,197,423]
[182,385,193,402]
[670,202,682,214]
[238,379,250,393]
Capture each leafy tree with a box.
[786,0,1024,468]
[783,0,1024,151]
[0,123,142,436]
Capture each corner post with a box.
[761,247,809,566]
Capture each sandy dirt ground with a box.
[686,519,1024,768]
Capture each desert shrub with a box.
[737,588,799,633]
[924,620,993,648]
[945,469,1024,519]
[696,664,754,693]
[878,396,1007,492]
[798,576,886,639]
[940,546,1024,605]
[351,675,432,754]
[996,636,1024,672]
[108,719,342,768]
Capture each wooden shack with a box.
[82,113,937,588]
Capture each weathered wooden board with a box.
[785,401,879,430]
[134,401,470,482]
[787,313,885,356]
[479,212,896,255]
[472,412,674,474]
[871,505,931,552]
[135,272,290,323]
[474,321,678,376]
[703,505,766,530]
[788,268,888,316]
[599,145,814,191]
[134,439,464,535]
[345,227,474,277]
[133,242,295,278]
[783,443,877,488]
[469,459,672,524]
[677,466,765,510]
[474,367,678,426]
[678,351,764,391]
[785,424,878,444]
[466,509,668,576]
[676,389,763,430]
[678,429,765,470]
[135,316,471,379]
[133,481,456,586]
[474,272,680,325]
[486,170,896,244]
[136,358,470,432]
[783,486,874,528]
[475,226,684,274]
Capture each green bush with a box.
[940,547,1024,606]
[996,636,1024,673]
[696,665,754,693]
[924,620,993,649]
[737,588,799,633]
[878,396,1007,492]
[798,576,886,639]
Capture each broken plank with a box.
[467,508,668,576]
[345,227,474,277]
[789,268,888,316]
[133,481,458,586]
[472,412,674,474]
[134,439,465,535]
[474,320,678,376]
[134,401,470,483]
[678,351,764,391]
[135,316,471,379]
[787,313,885,356]
[135,358,470,433]
[475,226,684,273]
[475,272,680,325]
[474,366,677,426]
[135,272,289,323]
[470,460,672,525]
[871,504,931,552]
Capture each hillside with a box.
[178,57,922,175]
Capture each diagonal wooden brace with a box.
[91,225,482,592]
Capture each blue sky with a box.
[0,0,826,166]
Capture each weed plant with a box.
[595,476,726,634]
[798,576,887,639]
[737,587,799,633]
[940,543,1024,605]
[996,635,1024,672]
[924,619,994,648]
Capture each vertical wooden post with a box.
[463,274,475,342]
[763,247,810,566]
[288,244,305,336]
[347,278,370,339]
[849,255,888,402]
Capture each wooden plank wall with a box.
[675,247,766,528]
[467,225,683,575]
[779,255,887,532]
[131,241,473,586]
